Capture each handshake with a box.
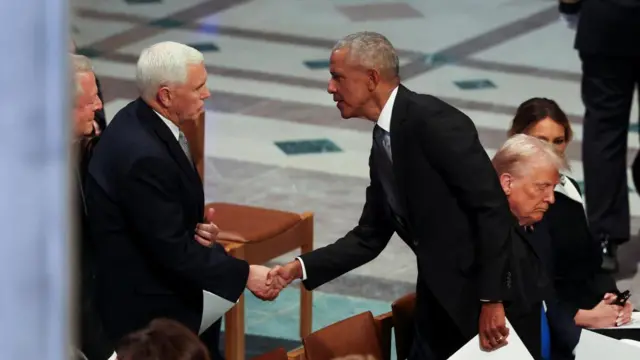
[246,260,304,301]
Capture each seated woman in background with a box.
[507,98,634,329]
[115,319,210,360]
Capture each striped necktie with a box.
[178,131,194,167]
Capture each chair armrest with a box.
[287,346,306,360]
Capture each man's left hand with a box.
[194,207,219,247]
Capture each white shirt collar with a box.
[555,173,585,207]
[376,86,399,132]
[153,110,180,140]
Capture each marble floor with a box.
[71,0,640,357]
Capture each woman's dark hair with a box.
[115,318,210,360]
[508,97,573,142]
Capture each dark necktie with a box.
[373,125,404,219]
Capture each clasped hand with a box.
[246,261,301,301]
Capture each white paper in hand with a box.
[575,329,640,359]
[199,290,235,334]
[448,319,534,360]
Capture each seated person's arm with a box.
[121,156,250,302]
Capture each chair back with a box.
[303,312,384,360]
[250,347,288,360]
[391,293,417,360]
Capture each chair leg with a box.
[299,224,313,338]
[225,294,245,360]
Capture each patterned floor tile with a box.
[125,0,162,4]
[274,139,342,155]
[218,332,300,357]
[422,53,453,67]
[76,47,102,58]
[188,42,220,52]
[303,59,330,70]
[453,79,497,90]
[336,3,424,22]
[148,17,185,28]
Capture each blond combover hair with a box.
[492,134,567,177]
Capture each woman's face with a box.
[526,117,569,155]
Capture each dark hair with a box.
[508,98,573,142]
[115,319,210,360]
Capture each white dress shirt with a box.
[153,110,180,141]
[295,86,399,281]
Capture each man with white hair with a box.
[71,53,113,360]
[268,31,519,359]
[83,41,278,358]
[492,134,580,359]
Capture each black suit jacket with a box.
[509,222,581,360]
[570,0,640,56]
[545,176,618,316]
[299,85,515,357]
[76,136,114,359]
[85,98,249,342]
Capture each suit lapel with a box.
[135,99,204,195]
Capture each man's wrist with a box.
[291,259,304,279]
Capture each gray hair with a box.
[136,41,204,101]
[333,31,399,78]
[492,134,567,177]
[70,54,94,96]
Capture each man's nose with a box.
[95,97,103,111]
[545,191,555,204]
[327,80,336,94]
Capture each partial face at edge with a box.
[525,117,568,155]
[73,72,102,137]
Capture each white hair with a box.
[70,54,94,97]
[135,41,204,101]
[333,32,399,78]
[492,134,567,176]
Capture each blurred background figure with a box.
[115,319,210,360]
[560,0,640,272]
[70,53,112,360]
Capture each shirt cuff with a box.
[295,257,308,281]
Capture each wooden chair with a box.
[391,293,417,360]
[184,112,314,360]
[301,311,393,360]
[251,347,288,360]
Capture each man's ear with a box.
[499,173,513,196]
[366,68,381,92]
[157,86,172,108]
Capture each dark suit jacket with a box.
[509,222,581,360]
[545,176,618,316]
[571,0,640,56]
[299,85,515,357]
[76,136,114,359]
[85,98,249,343]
